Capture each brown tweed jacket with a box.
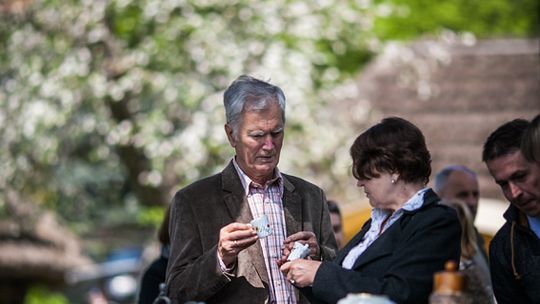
[166,161,337,304]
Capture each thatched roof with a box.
[0,189,90,284]
[339,37,539,201]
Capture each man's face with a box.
[225,101,284,184]
[440,170,480,219]
[486,150,540,217]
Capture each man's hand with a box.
[279,231,320,264]
[280,259,322,288]
[218,222,258,267]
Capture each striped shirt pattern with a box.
[233,160,296,304]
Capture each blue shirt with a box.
[527,215,540,239]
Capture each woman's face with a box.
[356,172,398,210]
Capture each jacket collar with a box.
[503,204,530,229]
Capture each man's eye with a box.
[514,174,526,182]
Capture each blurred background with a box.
[0,0,538,303]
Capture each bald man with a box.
[435,165,487,259]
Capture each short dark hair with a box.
[350,117,431,185]
[327,200,341,216]
[482,119,529,162]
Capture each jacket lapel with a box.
[335,221,371,265]
[350,220,403,269]
[221,161,269,285]
[282,175,302,236]
[281,175,303,300]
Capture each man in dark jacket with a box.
[165,75,337,304]
[483,118,540,304]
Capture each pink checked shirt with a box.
[233,159,297,304]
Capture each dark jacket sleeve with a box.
[310,206,461,304]
[165,191,231,303]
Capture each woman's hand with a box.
[280,259,322,288]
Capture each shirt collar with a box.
[371,187,429,218]
[232,158,283,196]
[401,187,430,212]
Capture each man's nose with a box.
[262,135,274,150]
[508,182,523,200]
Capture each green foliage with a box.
[137,205,166,228]
[25,286,68,304]
[0,0,374,234]
[374,0,539,40]
[1,0,536,240]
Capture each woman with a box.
[280,117,461,304]
[440,199,495,304]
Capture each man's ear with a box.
[225,124,236,147]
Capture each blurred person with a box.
[440,199,495,304]
[280,117,461,304]
[483,118,540,303]
[327,200,344,249]
[520,114,540,198]
[165,75,337,304]
[522,114,540,164]
[138,206,171,304]
[434,165,488,259]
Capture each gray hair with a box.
[223,75,286,138]
[434,165,477,193]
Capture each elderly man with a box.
[165,75,337,304]
[483,118,540,304]
[434,165,488,258]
